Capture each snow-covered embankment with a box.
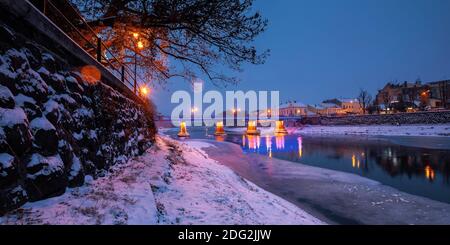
[0,136,324,225]
[295,124,450,137]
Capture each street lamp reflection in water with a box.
[247,135,261,150]
[297,137,303,158]
[425,165,435,181]
[275,135,285,150]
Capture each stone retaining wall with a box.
[298,111,450,125]
[0,11,156,213]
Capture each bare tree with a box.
[69,0,269,87]
[357,89,372,114]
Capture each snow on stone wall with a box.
[0,22,156,214]
[298,111,450,126]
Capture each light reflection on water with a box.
[168,127,450,204]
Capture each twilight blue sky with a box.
[152,0,450,115]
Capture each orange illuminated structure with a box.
[177,122,189,137]
[245,121,260,135]
[214,121,226,136]
[274,120,288,135]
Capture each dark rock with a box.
[68,155,84,188]
[22,101,42,121]
[0,84,15,108]
[82,95,93,107]
[15,69,48,102]
[0,59,17,94]
[24,153,67,201]
[57,140,73,168]
[0,185,28,215]
[70,92,83,104]
[43,99,60,126]
[41,53,57,74]
[14,93,42,121]
[36,67,50,83]
[65,76,84,93]
[0,107,32,156]
[0,153,19,188]
[138,138,150,155]
[52,94,77,111]
[30,116,58,156]
[46,73,66,93]
[21,47,40,70]
[0,129,12,153]
[5,48,29,71]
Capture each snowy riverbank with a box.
[295,124,450,137]
[0,135,323,225]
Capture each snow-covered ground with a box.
[295,124,450,137]
[0,136,323,225]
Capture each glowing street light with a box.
[246,120,260,135]
[132,32,139,39]
[139,85,149,96]
[137,41,144,49]
[274,120,288,135]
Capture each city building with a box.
[375,80,449,112]
[279,101,309,117]
[308,103,342,116]
[322,98,362,114]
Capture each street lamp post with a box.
[132,32,144,94]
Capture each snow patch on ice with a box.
[186,141,217,150]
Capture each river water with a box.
[165,127,450,224]
[167,127,450,204]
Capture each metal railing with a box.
[34,0,145,94]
